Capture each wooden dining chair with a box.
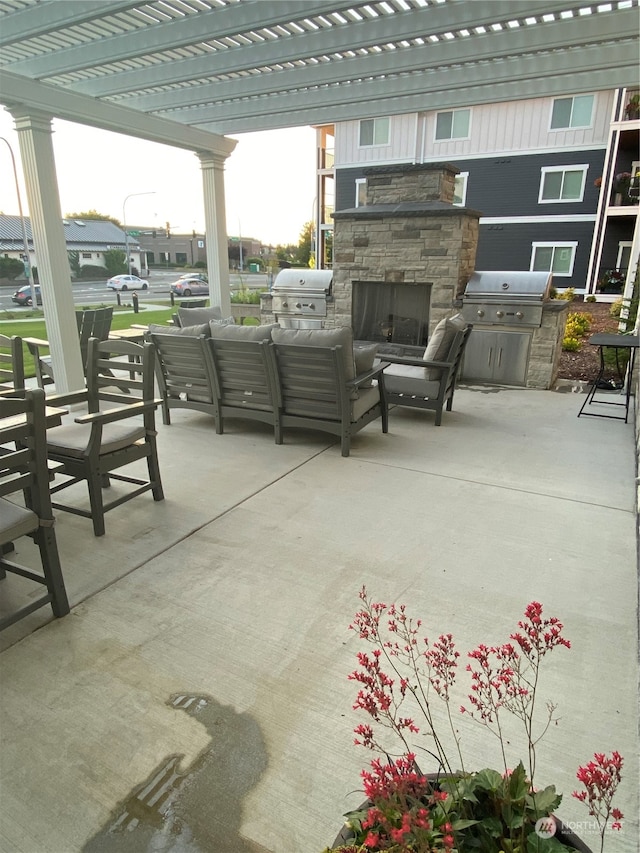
[0,333,25,393]
[25,307,114,389]
[45,337,164,536]
[0,388,70,631]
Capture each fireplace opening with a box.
[352,281,431,347]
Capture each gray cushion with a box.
[0,498,38,544]
[423,313,466,379]
[148,323,209,338]
[209,322,278,341]
[177,306,223,327]
[383,363,442,399]
[210,316,236,327]
[354,343,378,387]
[46,422,146,458]
[271,326,356,381]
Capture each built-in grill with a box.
[271,269,333,329]
[460,270,553,328]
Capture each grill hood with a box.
[272,269,333,293]
[464,271,552,300]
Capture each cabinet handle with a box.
[488,347,493,366]
[497,348,503,367]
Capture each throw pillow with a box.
[148,322,210,337]
[271,326,356,380]
[423,313,466,379]
[177,306,223,327]
[209,323,278,341]
[354,343,378,387]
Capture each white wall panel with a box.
[335,92,615,166]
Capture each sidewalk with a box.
[0,385,637,852]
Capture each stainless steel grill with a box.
[271,269,333,329]
[461,270,553,328]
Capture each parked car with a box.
[11,284,42,306]
[107,274,148,291]
[170,275,209,297]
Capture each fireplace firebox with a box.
[352,281,431,347]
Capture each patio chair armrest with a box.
[348,362,389,389]
[73,399,161,426]
[380,354,453,370]
[23,336,51,351]
[46,390,89,407]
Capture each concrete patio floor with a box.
[0,385,637,853]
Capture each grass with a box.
[0,306,175,378]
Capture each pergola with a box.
[0,0,637,391]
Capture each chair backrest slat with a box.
[0,334,25,391]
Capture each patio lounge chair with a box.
[25,307,114,389]
[380,315,472,425]
[271,326,388,457]
[45,337,164,536]
[0,388,70,630]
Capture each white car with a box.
[107,274,148,291]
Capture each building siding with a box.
[335,92,613,167]
[475,221,595,288]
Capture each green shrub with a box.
[562,336,581,352]
[585,295,597,303]
[565,312,591,337]
[556,287,576,301]
[609,299,622,318]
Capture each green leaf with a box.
[508,763,530,801]
[526,786,562,817]
[477,815,504,837]
[473,768,504,792]
[451,818,480,831]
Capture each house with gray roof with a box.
[0,215,143,278]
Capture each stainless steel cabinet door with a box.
[461,329,531,385]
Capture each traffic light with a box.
[152,230,157,238]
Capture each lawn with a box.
[0,306,175,378]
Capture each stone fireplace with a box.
[330,163,480,341]
[260,161,567,388]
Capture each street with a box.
[0,270,269,312]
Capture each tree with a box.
[68,250,81,278]
[294,221,313,267]
[103,249,127,276]
[66,209,122,227]
[0,256,25,280]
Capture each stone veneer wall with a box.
[329,163,480,334]
[528,301,569,389]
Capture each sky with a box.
[0,109,317,246]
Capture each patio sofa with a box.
[147,320,388,456]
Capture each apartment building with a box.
[315,88,639,300]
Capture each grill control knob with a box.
[309,303,316,310]
[295,302,302,309]
[477,309,485,317]
[282,301,289,309]
[516,311,524,320]
[496,310,504,318]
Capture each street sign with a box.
[127,230,140,237]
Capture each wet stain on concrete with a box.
[83,693,270,853]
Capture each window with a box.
[359,117,390,147]
[355,178,367,207]
[531,242,577,276]
[453,172,468,206]
[175,252,187,265]
[435,109,470,141]
[550,95,594,129]
[82,252,92,259]
[539,166,587,203]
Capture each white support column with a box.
[197,150,231,317]
[10,109,84,392]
